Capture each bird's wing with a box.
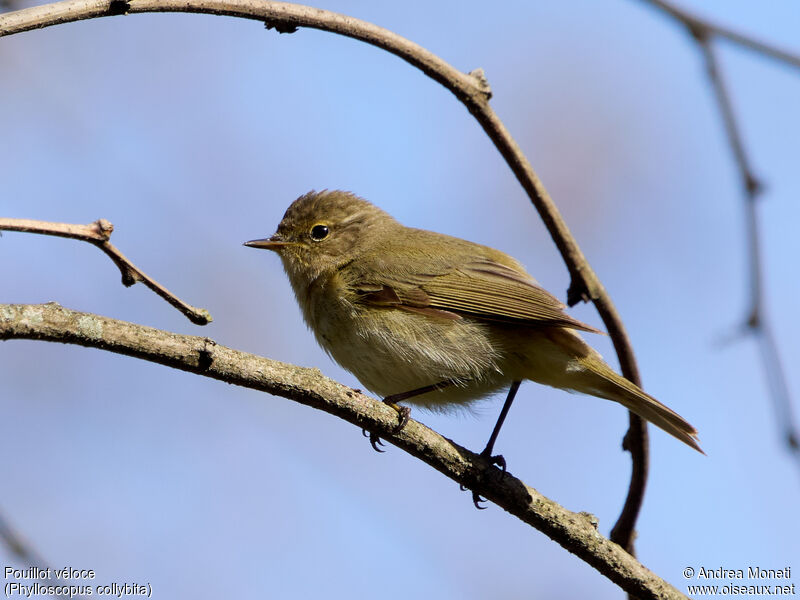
[347,252,601,333]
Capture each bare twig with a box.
[693,37,767,331]
[0,510,79,600]
[697,22,800,465]
[0,302,689,600]
[637,0,799,462]
[695,37,764,199]
[759,326,800,453]
[641,0,800,71]
[0,218,212,325]
[1,0,660,555]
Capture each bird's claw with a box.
[362,429,386,452]
[389,404,411,433]
[458,483,487,508]
[363,402,410,452]
[460,450,507,509]
[369,432,386,452]
[481,452,506,474]
[472,491,487,510]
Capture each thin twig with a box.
[759,326,800,453]
[0,510,80,600]
[1,0,656,556]
[697,29,799,463]
[641,0,800,71]
[694,37,764,199]
[0,302,689,600]
[638,0,799,463]
[0,218,212,325]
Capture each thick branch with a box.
[0,0,650,554]
[0,302,687,600]
[0,218,212,325]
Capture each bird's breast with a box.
[294,272,508,407]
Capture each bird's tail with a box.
[574,354,703,453]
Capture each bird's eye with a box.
[310,224,330,241]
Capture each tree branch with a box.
[640,0,800,71]
[637,0,800,462]
[695,19,800,464]
[0,218,212,325]
[0,0,651,556]
[0,510,78,600]
[0,302,688,600]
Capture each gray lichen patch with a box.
[20,305,46,324]
[77,314,103,339]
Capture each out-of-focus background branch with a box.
[0,512,76,600]
[1,1,798,598]
[640,0,800,472]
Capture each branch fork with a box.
[0,217,211,324]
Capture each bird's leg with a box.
[468,380,522,509]
[480,380,522,467]
[364,380,455,452]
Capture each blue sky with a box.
[2,1,799,598]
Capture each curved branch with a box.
[0,302,687,600]
[0,0,489,101]
[0,0,651,552]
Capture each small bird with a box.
[246,190,702,466]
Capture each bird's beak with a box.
[244,235,291,251]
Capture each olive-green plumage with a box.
[246,190,701,452]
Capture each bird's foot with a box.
[481,450,506,473]
[362,428,386,452]
[363,401,411,452]
[461,449,507,509]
